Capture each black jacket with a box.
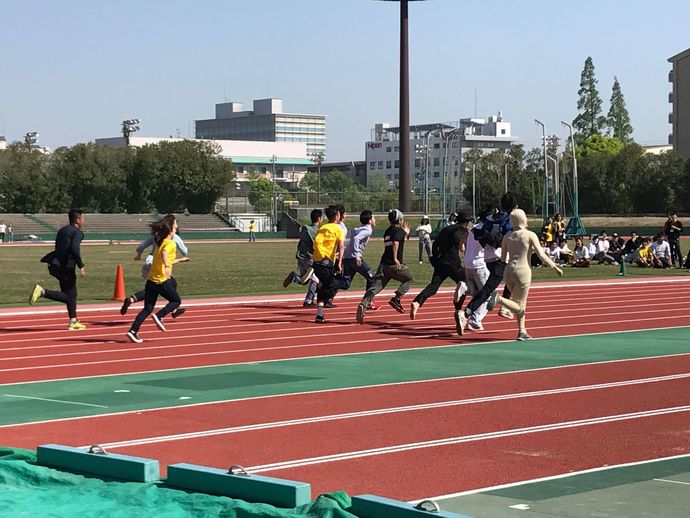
[41,225,85,270]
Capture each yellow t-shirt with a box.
[147,239,176,283]
[249,223,255,232]
[637,245,651,262]
[313,222,345,262]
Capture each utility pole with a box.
[561,121,586,236]
[309,151,324,204]
[534,119,548,219]
[271,154,277,231]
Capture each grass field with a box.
[1,240,688,307]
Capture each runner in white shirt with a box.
[463,220,490,330]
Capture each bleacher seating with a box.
[0,213,234,236]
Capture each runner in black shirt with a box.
[357,209,414,324]
[410,212,471,324]
[29,209,87,330]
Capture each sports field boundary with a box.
[3,275,690,317]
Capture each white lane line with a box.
[653,478,690,486]
[91,371,690,450]
[245,405,690,473]
[2,324,690,387]
[2,313,689,368]
[1,275,688,318]
[415,453,690,502]
[3,349,690,426]
[3,394,108,408]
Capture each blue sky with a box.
[1,0,688,160]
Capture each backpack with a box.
[472,214,509,249]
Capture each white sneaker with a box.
[127,330,143,343]
[517,331,532,341]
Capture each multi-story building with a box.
[95,136,312,190]
[195,98,326,157]
[364,114,516,192]
[668,47,690,158]
[0,136,6,151]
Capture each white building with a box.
[95,136,312,188]
[365,114,516,192]
[668,47,690,158]
[195,98,326,158]
[0,137,6,151]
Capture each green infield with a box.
[1,241,688,307]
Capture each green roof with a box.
[225,156,312,166]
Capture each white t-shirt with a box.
[596,239,610,253]
[651,240,671,259]
[464,226,486,269]
[547,247,560,262]
[559,243,571,254]
[587,242,597,256]
[574,246,590,261]
[416,224,432,239]
[0,223,6,234]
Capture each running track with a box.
[2,278,690,501]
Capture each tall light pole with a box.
[271,154,277,231]
[122,119,141,146]
[545,154,559,215]
[377,0,428,212]
[534,119,548,219]
[24,132,38,151]
[309,151,324,204]
[561,121,586,236]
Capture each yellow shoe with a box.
[68,321,86,331]
[29,284,43,305]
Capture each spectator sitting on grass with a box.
[593,232,617,265]
[546,241,561,265]
[531,236,546,267]
[558,238,573,264]
[572,237,590,268]
[616,231,641,263]
[635,237,653,267]
[651,233,672,269]
[608,233,623,255]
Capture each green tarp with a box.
[0,447,357,518]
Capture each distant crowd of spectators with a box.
[532,212,687,270]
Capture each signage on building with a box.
[367,142,382,150]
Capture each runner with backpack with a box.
[455,193,518,335]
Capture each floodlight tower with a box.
[122,119,141,146]
[24,131,39,151]
[376,0,428,212]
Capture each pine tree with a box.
[573,57,606,138]
[607,76,633,142]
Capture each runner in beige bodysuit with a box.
[488,209,563,340]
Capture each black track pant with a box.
[413,263,465,307]
[43,266,78,319]
[129,279,181,333]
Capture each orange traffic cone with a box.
[112,264,126,301]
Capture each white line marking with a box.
[1,276,688,316]
[417,453,690,502]
[91,371,690,450]
[2,394,108,408]
[245,405,690,473]
[653,478,690,486]
[509,504,531,510]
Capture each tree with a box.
[607,76,633,142]
[298,172,319,193]
[247,176,287,213]
[320,169,354,196]
[573,57,606,139]
[577,134,625,159]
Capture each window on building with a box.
[386,147,392,152]
[386,160,392,169]
[434,171,440,178]
[433,143,440,149]
[394,146,399,152]
[501,129,506,135]
[414,158,421,167]
[394,173,399,179]
[433,158,440,166]
[387,174,392,179]
[378,161,384,169]
[370,161,375,169]
[394,160,399,168]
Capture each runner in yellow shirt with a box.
[126,216,190,343]
[310,205,345,324]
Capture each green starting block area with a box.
[439,455,690,517]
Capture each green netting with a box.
[0,448,358,518]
